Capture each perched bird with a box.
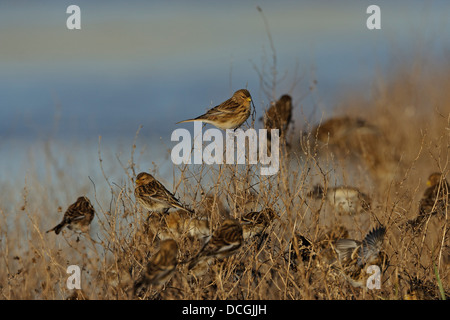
[176,89,252,130]
[408,172,449,230]
[188,219,243,271]
[333,226,387,287]
[403,274,450,300]
[308,184,371,215]
[240,208,277,240]
[263,94,293,144]
[287,233,314,269]
[134,172,193,214]
[164,209,210,240]
[133,239,179,295]
[288,225,349,270]
[46,196,95,235]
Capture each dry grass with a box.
[1,56,450,300]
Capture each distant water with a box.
[1,0,449,191]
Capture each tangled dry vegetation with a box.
[1,60,449,300]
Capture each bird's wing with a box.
[360,226,386,265]
[213,98,242,113]
[139,181,180,205]
[335,239,360,263]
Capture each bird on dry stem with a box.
[287,225,349,271]
[402,273,450,300]
[240,207,278,240]
[133,239,179,297]
[164,209,210,240]
[177,89,253,130]
[187,218,243,272]
[263,94,293,147]
[287,233,314,270]
[407,172,449,231]
[134,172,193,215]
[332,226,388,288]
[46,196,95,235]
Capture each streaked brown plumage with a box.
[403,275,450,300]
[240,208,277,240]
[288,225,349,270]
[46,196,95,235]
[408,172,449,230]
[288,233,314,268]
[164,209,210,240]
[176,89,252,130]
[264,94,292,141]
[134,172,193,214]
[188,218,243,270]
[333,226,387,287]
[133,239,179,295]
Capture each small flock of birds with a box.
[45,89,449,299]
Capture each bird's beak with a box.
[247,97,252,102]
[426,180,431,186]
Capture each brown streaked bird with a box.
[133,239,179,295]
[46,196,95,235]
[308,184,371,215]
[288,226,349,271]
[403,275,450,300]
[408,172,449,230]
[164,209,210,240]
[176,89,252,130]
[287,233,314,270]
[188,218,243,270]
[333,226,387,288]
[134,172,193,214]
[240,208,277,240]
[263,94,292,141]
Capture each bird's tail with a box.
[176,117,211,126]
[187,257,199,270]
[46,222,66,235]
[173,203,194,215]
[176,119,198,125]
[133,275,149,298]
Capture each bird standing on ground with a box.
[46,196,95,235]
[133,239,179,295]
[176,89,252,130]
[188,218,243,271]
[134,172,193,214]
